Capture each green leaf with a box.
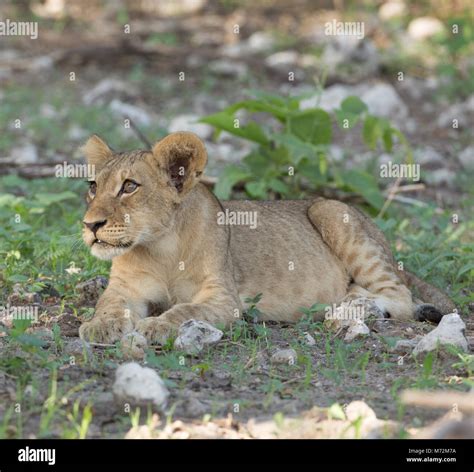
[289,109,332,146]
[335,110,359,129]
[340,96,368,115]
[8,274,29,283]
[382,127,394,153]
[268,178,290,195]
[272,133,316,165]
[327,403,346,420]
[35,191,77,206]
[342,169,384,210]
[214,166,251,200]
[362,115,380,150]
[245,181,268,199]
[199,112,269,145]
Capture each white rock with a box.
[168,114,213,140]
[247,31,275,53]
[271,348,297,365]
[408,17,444,40]
[300,84,360,111]
[174,319,223,355]
[458,146,474,171]
[379,1,406,21]
[68,125,88,141]
[437,96,474,129]
[389,336,423,354]
[345,401,377,423]
[119,331,148,360]
[113,362,169,409]
[64,338,92,357]
[413,313,468,355]
[153,0,206,16]
[209,60,248,78]
[109,100,151,127]
[264,50,299,70]
[83,78,137,105]
[425,168,456,186]
[219,43,247,59]
[303,332,316,346]
[11,143,38,165]
[344,319,370,342]
[414,146,444,166]
[361,83,408,121]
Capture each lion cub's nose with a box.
[83,219,107,233]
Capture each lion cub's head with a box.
[81,132,207,260]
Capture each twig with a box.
[401,389,474,413]
[377,176,403,219]
[391,195,429,207]
[125,116,152,148]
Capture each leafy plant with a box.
[200,90,411,209]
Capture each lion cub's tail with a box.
[404,271,457,321]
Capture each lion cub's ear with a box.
[152,132,207,194]
[81,135,113,167]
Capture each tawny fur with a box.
[79,132,455,344]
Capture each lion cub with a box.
[79,132,454,344]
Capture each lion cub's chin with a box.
[90,244,133,260]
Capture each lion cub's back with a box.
[222,199,349,321]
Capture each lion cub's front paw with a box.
[136,317,177,345]
[79,316,134,343]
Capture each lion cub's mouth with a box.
[92,238,133,249]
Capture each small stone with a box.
[182,396,208,418]
[76,276,108,305]
[83,78,138,106]
[168,114,214,140]
[174,319,223,355]
[458,146,474,171]
[413,313,468,355]
[425,168,456,186]
[55,313,81,337]
[408,17,444,40]
[271,348,297,366]
[344,319,370,342]
[11,143,38,165]
[361,83,408,122]
[264,51,299,70]
[414,147,444,167]
[63,338,92,358]
[119,331,148,360]
[247,31,276,53]
[209,60,248,78]
[303,332,316,346]
[109,100,151,127]
[113,362,169,410]
[389,336,423,354]
[379,1,406,21]
[437,96,474,129]
[345,401,377,423]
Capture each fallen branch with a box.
[401,389,474,413]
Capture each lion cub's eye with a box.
[88,182,97,198]
[121,180,139,195]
